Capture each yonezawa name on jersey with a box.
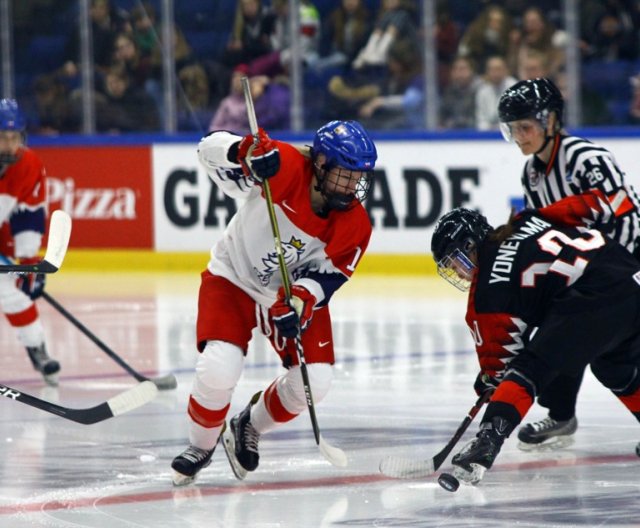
[489,216,551,284]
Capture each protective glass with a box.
[436,248,476,291]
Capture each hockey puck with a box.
[438,472,460,492]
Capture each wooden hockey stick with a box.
[0,380,157,425]
[0,210,71,274]
[41,291,178,391]
[239,76,347,468]
[379,390,492,478]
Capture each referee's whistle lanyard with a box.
[536,133,561,177]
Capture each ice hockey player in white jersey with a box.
[172,120,377,486]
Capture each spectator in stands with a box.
[131,2,158,59]
[475,55,517,130]
[440,56,480,129]
[457,4,514,75]
[28,74,77,135]
[62,0,129,77]
[328,39,423,130]
[582,8,638,62]
[518,49,549,80]
[221,0,276,69]
[252,75,291,130]
[508,6,566,81]
[208,65,251,134]
[111,32,152,90]
[178,63,213,132]
[145,20,194,116]
[351,0,418,74]
[245,0,320,78]
[93,66,159,132]
[434,0,462,88]
[208,67,290,134]
[307,0,372,74]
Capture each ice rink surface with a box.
[0,272,638,527]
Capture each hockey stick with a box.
[0,380,157,424]
[379,390,492,478]
[41,291,178,391]
[241,76,347,468]
[0,210,71,274]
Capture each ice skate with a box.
[452,416,510,485]
[517,416,577,451]
[171,444,216,486]
[223,391,262,480]
[26,344,60,387]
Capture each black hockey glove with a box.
[474,371,498,397]
[237,128,280,182]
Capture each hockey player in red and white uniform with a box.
[171,120,377,485]
[497,78,640,451]
[0,99,60,386]
[431,207,640,486]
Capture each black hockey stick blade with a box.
[0,210,72,274]
[0,381,158,425]
[41,291,178,391]
[379,391,492,479]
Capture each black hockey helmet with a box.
[497,78,563,141]
[431,208,492,291]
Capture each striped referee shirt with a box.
[521,134,640,254]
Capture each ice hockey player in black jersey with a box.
[431,207,640,486]
[498,77,640,451]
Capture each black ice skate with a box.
[223,391,262,480]
[517,415,577,451]
[452,416,511,485]
[27,344,60,387]
[171,444,216,486]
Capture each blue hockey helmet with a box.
[0,99,26,132]
[311,120,377,211]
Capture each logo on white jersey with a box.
[255,236,306,286]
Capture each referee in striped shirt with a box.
[497,77,640,454]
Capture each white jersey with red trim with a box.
[197,131,372,308]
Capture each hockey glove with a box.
[17,258,46,300]
[474,371,498,397]
[270,285,317,338]
[237,128,280,182]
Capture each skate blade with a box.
[43,373,59,387]
[222,427,248,481]
[517,435,575,452]
[452,463,486,485]
[172,470,197,487]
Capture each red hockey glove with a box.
[269,285,317,338]
[17,257,46,300]
[474,371,498,397]
[237,128,280,181]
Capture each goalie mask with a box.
[311,120,377,211]
[0,99,26,173]
[431,208,492,291]
[497,78,563,144]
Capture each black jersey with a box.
[521,134,640,254]
[466,211,640,379]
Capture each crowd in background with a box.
[7,0,640,135]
